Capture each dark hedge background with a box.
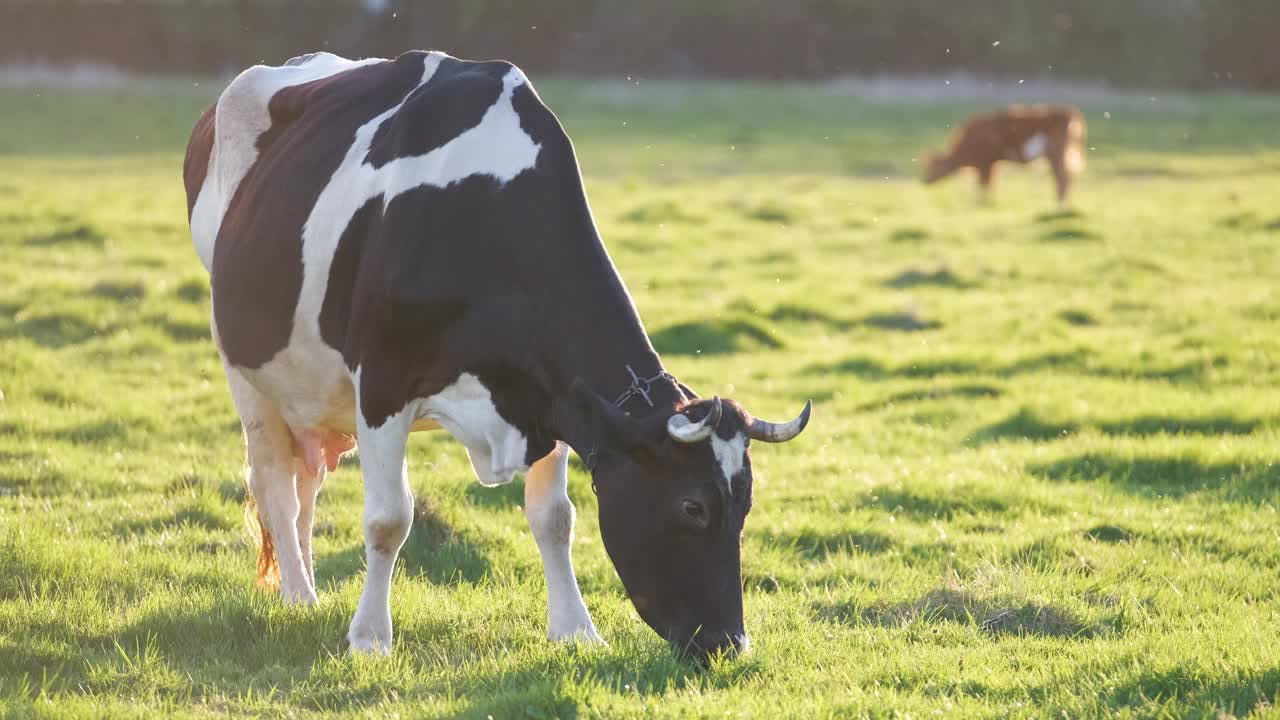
[2,0,1276,90]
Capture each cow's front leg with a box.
[524,442,602,643]
[347,396,414,654]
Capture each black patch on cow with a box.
[211,52,430,369]
[510,82,561,149]
[364,57,508,169]
[255,82,312,153]
[346,174,522,427]
[319,196,381,357]
[470,363,559,465]
[182,105,216,219]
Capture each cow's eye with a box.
[679,499,709,530]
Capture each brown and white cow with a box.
[922,104,1086,205]
[183,51,811,662]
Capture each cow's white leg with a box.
[295,462,325,588]
[524,442,602,643]
[347,400,414,655]
[226,366,317,605]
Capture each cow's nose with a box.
[684,631,750,665]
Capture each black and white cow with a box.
[183,51,811,662]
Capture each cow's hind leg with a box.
[347,387,415,654]
[294,461,325,588]
[1049,149,1071,207]
[976,162,996,204]
[226,366,318,605]
[524,442,602,642]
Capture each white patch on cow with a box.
[190,52,383,271]
[710,433,746,493]
[380,67,542,196]
[1022,132,1047,161]
[418,373,529,486]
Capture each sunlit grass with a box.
[1,78,1279,718]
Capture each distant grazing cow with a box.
[922,104,1086,205]
[183,51,811,662]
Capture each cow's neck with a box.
[533,216,686,454]
[545,252,684,409]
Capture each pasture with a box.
[1,76,1279,718]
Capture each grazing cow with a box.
[183,51,811,662]
[922,104,1086,205]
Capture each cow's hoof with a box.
[549,625,606,645]
[281,589,319,607]
[347,630,393,655]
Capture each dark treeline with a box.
[2,0,1276,90]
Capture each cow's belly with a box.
[233,333,523,487]
[237,334,441,437]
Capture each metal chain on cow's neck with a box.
[587,364,681,495]
[613,364,679,410]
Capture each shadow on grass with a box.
[0,312,104,348]
[321,496,492,587]
[1101,666,1280,717]
[143,315,209,343]
[1027,453,1280,502]
[759,528,894,560]
[807,348,1213,384]
[650,318,783,356]
[618,200,704,225]
[465,479,524,509]
[3,591,733,716]
[113,505,234,537]
[970,409,1268,446]
[855,486,1017,520]
[967,408,1079,445]
[888,227,930,243]
[90,281,146,301]
[1040,227,1100,242]
[1084,524,1134,543]
[25,224,106,248]
[856,383,1002,412]
[0,449,72,496]
[1095,415,1263,436]
[883,266,976,290]
[454,643,765,718]
[43,418,133,444]
[175,278,209,303]
[862,310,942,332]
[1034,209,1085,223]
[818,588,1105,639]
[1058,308,1098,326]
[766,304,854,331]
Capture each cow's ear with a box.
[567,379,665,457]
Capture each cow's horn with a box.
[746,400,812,443]
[667,397,723,443]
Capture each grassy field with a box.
[1,75,1279,718]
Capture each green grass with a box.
[2,76,1280,718]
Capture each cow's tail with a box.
[244,491,280,590]
[1064,115,1086,174]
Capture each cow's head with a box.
[571,383,810,663]
[921,151,952,183]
